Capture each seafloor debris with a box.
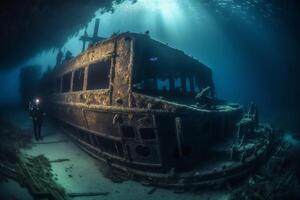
[230,137,300,200]
[0,116,68,200]
[68,192,110,198]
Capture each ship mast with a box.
[79,18,105,52]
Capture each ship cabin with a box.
[48,33,243,173]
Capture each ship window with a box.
[185,78,191,92]
[157,79,170,91]
[62,72,72,93]
[133,74,203,97]
[135,145,151,157]
[193,76,201,93]
[140,128,156,140]
[87,60,110,90]
[121,125,135,138]
[174,77,182,93]
[144,78,157,91]
[186,76,196,93]
[73,68,85,91]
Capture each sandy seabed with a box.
[0,109,229,200]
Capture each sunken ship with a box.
[44,32,274,187]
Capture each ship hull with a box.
[42,33,275,188]
[52,102,274,187]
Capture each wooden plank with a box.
[68,192,110,198]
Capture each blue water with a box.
[0,0,297,130]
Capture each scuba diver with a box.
[29,98,45,141]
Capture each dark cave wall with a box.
[0,0,137,69]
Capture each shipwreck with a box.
[43,32,275,188]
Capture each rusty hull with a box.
[45,33,274,187]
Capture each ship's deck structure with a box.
[42,32,275,187]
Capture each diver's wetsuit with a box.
[29,103,45,141]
